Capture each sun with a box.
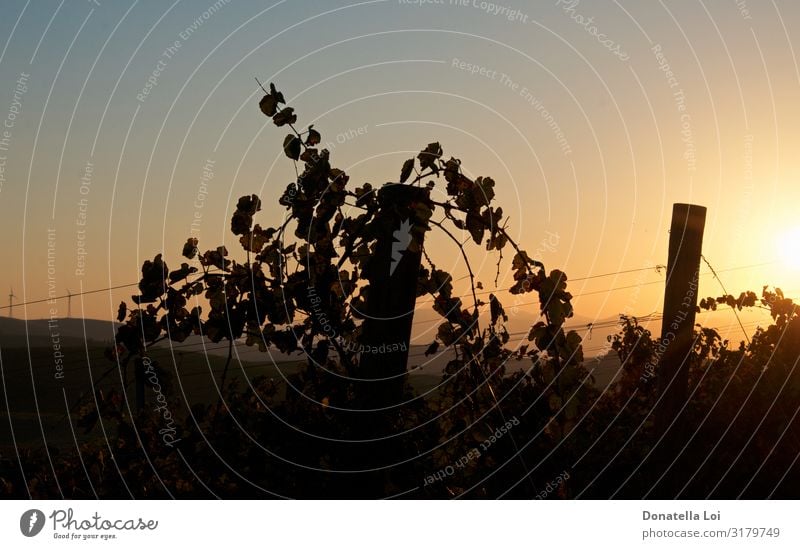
[778,226,800,269]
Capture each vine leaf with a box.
[182,237,198,259]
[475,176,495,206]
[259,94,278,117]
[400,158,415,183]
[489,294,507,325]
[273,108,297,127]
[231,194,262,236]
[283,134,301,160]
[269,82,285,104]
[116,302,127,323]
[418,142,442,173]
[540,270,573,327]
[306,126,321,146]
[168,263,197,284]
[424,341,440,356]
[134,254,168,304]
[465,211,485,244]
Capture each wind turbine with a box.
[8,287,15,318]
[67,289,73,318]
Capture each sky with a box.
[1,0,800,346]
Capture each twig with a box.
[428,219,480,314]
[701,254,751,345]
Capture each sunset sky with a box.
[2,0,800,347]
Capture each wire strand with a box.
[701,255,751,345]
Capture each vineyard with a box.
[2,85,799,500]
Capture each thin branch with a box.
[702,254,751,345]
[428,219,480,314]
[431,198,541,277]
[335,213,374,269]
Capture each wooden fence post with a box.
[358,184,431,407]
[654,203,706,473]
[344,184,432,496]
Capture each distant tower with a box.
[8,288,15,318]
[66,289,72,318]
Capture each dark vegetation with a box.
[3,85,799,499]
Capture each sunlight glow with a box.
[778,227,800,269]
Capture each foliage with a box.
[1,82,589,499]
[576,287,800,497]
[6,85,799,499]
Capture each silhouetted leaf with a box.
[240,224,272,253]
[279,183,297,208]
[354,183,374,208]
[135,254,168,304]
[182,237,198,259]
[443,157,460,182]
[116,302,127,322]
[437,323,456,346]
[418,142,442,173]
[527,322,548,350]
[329,168,347,182]
[475,176,495,206]
[259,94,278,117]
[273,108,296,127]
[466,211,484,244]
[400,158,415,183]
[306,126,321,146]
[489,294,507,325]
[270,82,285,104]
[200,247,229,271]
[283,134,301,161]
[424,341,439,356]
[168,263,197,284]
[231,194,262,235]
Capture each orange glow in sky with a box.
[1,1,800,346]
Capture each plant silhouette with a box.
[100,81,590,497]
[5,85,799,499]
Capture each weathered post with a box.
[653,203,706,490]
[358,184,431,407]
[347,184,431,493]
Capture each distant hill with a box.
[0,317,119,348]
